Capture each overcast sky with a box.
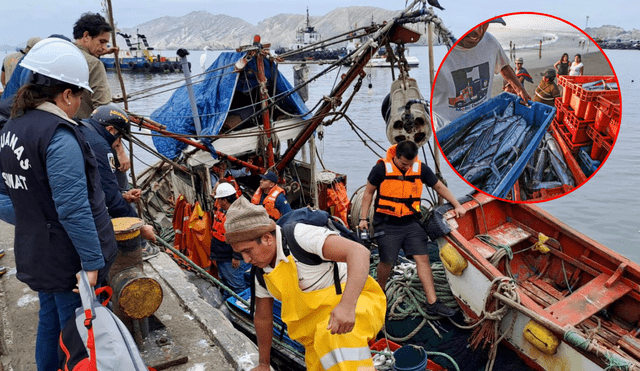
[2,0,635,48]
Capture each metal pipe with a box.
[177,49,202,135]
[127,114,263,173]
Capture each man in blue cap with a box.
[250,170,292,220]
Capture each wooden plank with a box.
[485,222,531,247]
[545,274,632,326]
[619,336,640,360]
[519,280,560,308]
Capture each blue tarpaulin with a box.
[151,51,310,160]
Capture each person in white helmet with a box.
[210,182,251,296]
[0,37,117,371]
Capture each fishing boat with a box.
[367,46,420,68]
[101,32,186,73]
[122,3,455,370]
[428,191,640,371]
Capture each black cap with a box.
[542,68,556,79]
[487,17,506,26]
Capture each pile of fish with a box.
[518,132,575,200]
[440,102,537,195]
[580,80,618,91]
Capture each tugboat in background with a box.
[274,7,346,63]
[101,32,188,73]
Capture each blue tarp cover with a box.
[151,51,309,160]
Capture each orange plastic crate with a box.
[554,97,567,122]
[587,125,613,162]
[607,116,620,137]
[594,93,621,134]
[550,120,587,185]
[561,108,592,145]
[530,184,574,201]
[557,76,618,119]
[369,338,401,352]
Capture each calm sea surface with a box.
[107,46,640,263]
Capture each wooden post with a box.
[105,0,139,215]
[428,13,443,205]
[539,40,542,59]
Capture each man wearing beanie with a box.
[226,197,386,371]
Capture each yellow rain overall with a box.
[263,255,386,371]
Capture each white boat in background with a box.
[366,47,419,68]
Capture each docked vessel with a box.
[429,192,640,371]
[101,32,187,73]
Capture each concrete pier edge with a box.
[146,252,263,371]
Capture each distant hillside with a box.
[586,25,640,41]
[119,7,410,50]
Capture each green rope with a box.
[427,351,461,371]
[384,259,458,342]
[564,331,633,371]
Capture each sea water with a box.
[106,45,640,263]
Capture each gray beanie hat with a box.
[225,197,276,244]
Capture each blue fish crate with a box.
[436,93,556,199]
[226,288,306,354]
[577,147,600,177]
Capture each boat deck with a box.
[443,193,640,368]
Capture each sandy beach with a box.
[491,34,615,97]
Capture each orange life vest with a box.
[222,175,243,197]
[375,145,423,217]
[211,204,227,242]
[251,185,286,220]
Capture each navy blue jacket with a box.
[78,118,137,219]
[0,108,117,291]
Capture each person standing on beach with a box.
[554,53,570,76]
[533,68,561,106]
[359,140,466,317]
[432,18,531,129]
[570,54,584,76]
[514,57,533,86]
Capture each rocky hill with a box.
[585,25,640,41]
[119,7,406,50]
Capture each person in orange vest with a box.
[359,140,466,317]
[211,160,249,197]
[250,170,291,220]
[210,182,251,295]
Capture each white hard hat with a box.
[214,182,236,199]
[19,37,93,92]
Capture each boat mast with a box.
[276,1,422,174]
[253,35,276,168]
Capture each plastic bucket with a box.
[393,345,428,371]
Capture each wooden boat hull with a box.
[438,192,640,371]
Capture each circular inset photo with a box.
[431,13,620,202]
